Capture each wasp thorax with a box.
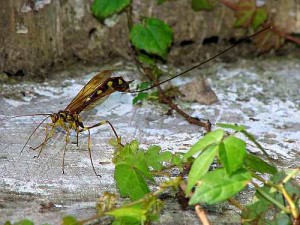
[112,77,133,92]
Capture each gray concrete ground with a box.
[0,57,299,224]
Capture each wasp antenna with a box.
[130,25,272,93]
[1,113,53,121]
[20,115,51,155]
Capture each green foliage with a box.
[132,82,158,105]
[107,195,163,225]
[192,0,213,11]
[244,153,277,175]
[186,144,218,195]
[219,136,246,175]
[189,168,252,204]
[184,129,224,159]
[242,169,300,224]
[130,18,173,59]
[62,216,80,225]
[5,220,34,225]
[113,141,182,201]
[234,0,267,29]
[91,0,131,20]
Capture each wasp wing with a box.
[65,70,112,114]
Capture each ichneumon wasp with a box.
[8,25,271,176]
[18,70,133,176]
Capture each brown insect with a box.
[20,70,132,176]
[12,26,271,176]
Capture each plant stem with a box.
[195,204,211,225]
[241,130,273,162]
[282,168,300,184]
[279,184,299,219]
[142,67,212,132]
[252,182,290,214]
[227,198,244,211]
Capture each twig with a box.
[227,198,244,211]
[142,67,212,132]
[195,204,211,225]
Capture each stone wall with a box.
[0,0,299,78]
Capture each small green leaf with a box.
[192,0,213,11]
[245,153,277,175]
[156,0,166,5]
[184,129,224,159]
[170,153,182,166]
[252,7,267,29]
[91,0,131,20]
[107,207,147,221]
[144,146,163,170]
[13,221,34,225]
[130,18,173,59]
[216,123,246,131]
[137,54,156,66]
[271,213,292,225]
[186,144,218,195]
[115,164,150,200]
[112,217,140,225]
[159,151,172,162]
[62,216,80,225]
[133,92,149,105]
[219,136,246,175]
[242,197,271,224]
[189,168,251,204]
[234,0,256,28]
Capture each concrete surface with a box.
[0,57,299,224]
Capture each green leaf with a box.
[115,164,150,200]
[156,0,166,5]
[271,213,292,225]
[234,0,256,28]
[62,216,80,225]
[192,0,213,11]
[132,92,149,105]
[170,153,183,166]
[137,54,156,66]
[144,146,163,170]
[245,153,277,175]
[107,207,147,222]
[216,123,246,131]
[184,129,224,159]
[219,136,246,175]
[186,144,218,195]
[130,18,173,59]
[112,217,141,225]
[91,0,131,20]
[13,221,34,225]
[160,151,172,162]
[242,193,272,225]
[252,7,267,29]
[189,168,251,204]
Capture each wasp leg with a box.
[76,131,79,147]
[31,123,55,158]
[87,129,101,177]
[78,120,121,177]
[62,130,70,174]
[81,120,122,145]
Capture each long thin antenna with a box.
[20,115,51,154]
[130,25,272,93]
